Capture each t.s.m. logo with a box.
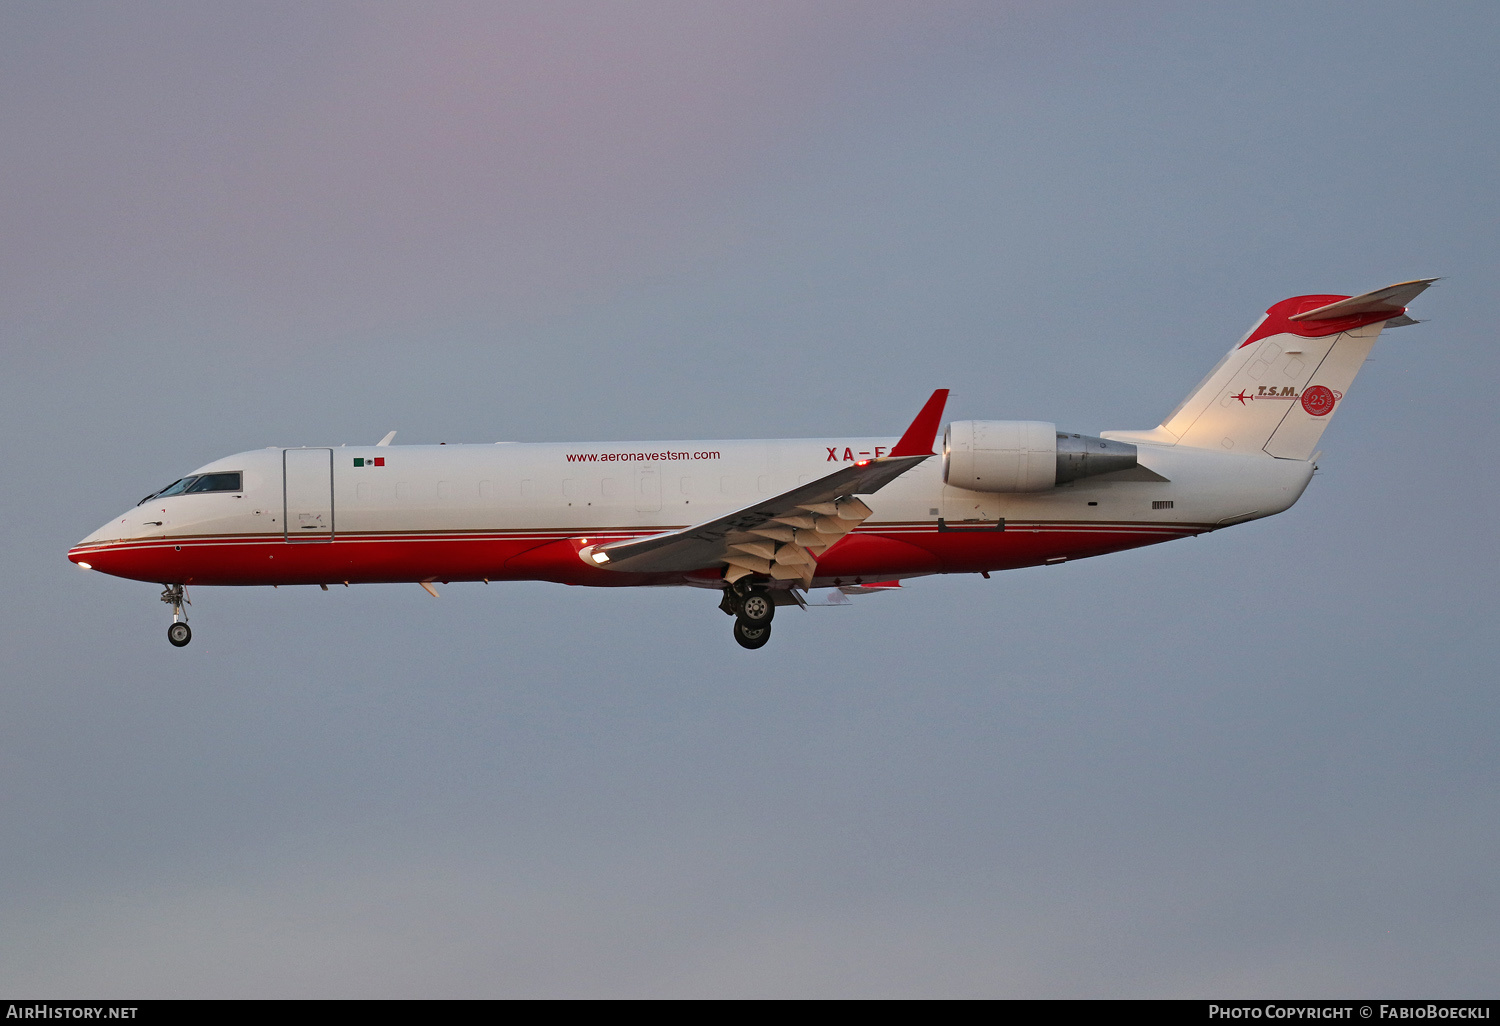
[1230,384,1342,417]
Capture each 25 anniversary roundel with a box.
[1300,385,1338,417]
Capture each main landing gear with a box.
[732,619,771,650]
[161,584,191,647]
[722,582,775,650]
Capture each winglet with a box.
[889,389,950,457]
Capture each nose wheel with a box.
[160,584,192,647]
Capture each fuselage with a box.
[69,435,1314,590]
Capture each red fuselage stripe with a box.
[69,522,1208,587]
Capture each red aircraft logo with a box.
[1230,385,1340,414]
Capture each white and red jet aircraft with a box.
[70,279,1433,649]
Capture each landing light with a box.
[77,562,93,570]
[591,551,610,564]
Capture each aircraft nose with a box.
[69,515,132,574]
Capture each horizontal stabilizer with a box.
[1289,279,1437,322]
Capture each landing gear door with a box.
[283,448,334,542]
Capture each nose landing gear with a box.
[161,584,191,647]
[722,582,776,650]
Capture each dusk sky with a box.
[3,1,1497,996]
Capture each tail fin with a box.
[1122,280,1434,459]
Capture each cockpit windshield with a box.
[138,472,242,505]
[185,472,243,493]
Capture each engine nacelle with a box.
[943,421,1137,492]
[944,420,1058,492]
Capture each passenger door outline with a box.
[283,448,334,542]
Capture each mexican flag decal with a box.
[352,457,386,468]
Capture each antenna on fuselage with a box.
[376,431,396,447]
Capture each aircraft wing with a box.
[583,390,948,583]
